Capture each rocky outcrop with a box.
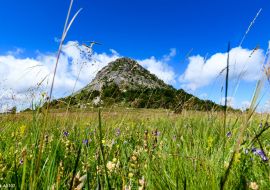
[73,57,172,96]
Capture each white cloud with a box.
[110,49,119,56]
[0,41,178,111]
[162,48,176,62]
[219,97,238,109]
[179,46,264,91]
[54,37,61,42]
[136,48,177,85]
[6,47,25,56]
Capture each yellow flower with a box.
[112,158,117,163]
[41,93,46,96]
[116,145,119,148]
[102,140,105,144]
[128,173,134,178]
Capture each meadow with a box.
[0,1,270,189]
[1,108,270,189]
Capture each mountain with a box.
[43,57,241,114]
[73,57,173,96]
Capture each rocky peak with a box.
[72,57,172,96]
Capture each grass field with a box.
[0,108,270,189]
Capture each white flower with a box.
[106,161,115,172]
[249,182,258,190]
[244,148,249,154]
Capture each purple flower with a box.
[260,122,263,128]
[167,113,170,116]
[116,129,120,134]
[63,131,69,137]
[262,156,269,161]
[157,132,161,136]
[195,123,197,126]
[252,148,257,153]
[178,135,181,139]
[256,149,265,156]
[251,158,254,161]
[124,141,127,144]
[173,136,176,140]
[227,132,231,137]
[20,159,23,164]
[83,139,88,145]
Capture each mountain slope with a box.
[73,57,173,96]
[43,57,241,114]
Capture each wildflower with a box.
[63,131,69,137]
[173,136,176,140]
[83,139,88,145]
[20,159,23,164]
[112,158,117,163]
[124,141,127,144]
[116,129,120,134]
[128,173,134,178]
[157,132,161,136]
[116,145,119,148]
[20,125,26,136]
[227,132,231,137]
[106,161,115,172]
[244,148,249,154]
[262,156,269,161]
[248,182,258,190]
[256,149,265,156]
[102,140,105,144]
[41,93,46,97]
[251,158,254,161]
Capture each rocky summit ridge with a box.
[73,57,173,96]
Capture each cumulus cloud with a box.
[0,41,178,111]
[136,48,177,85]
[179,46,264,91]
[219,97,238,109]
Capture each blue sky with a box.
[0,0,270,112]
